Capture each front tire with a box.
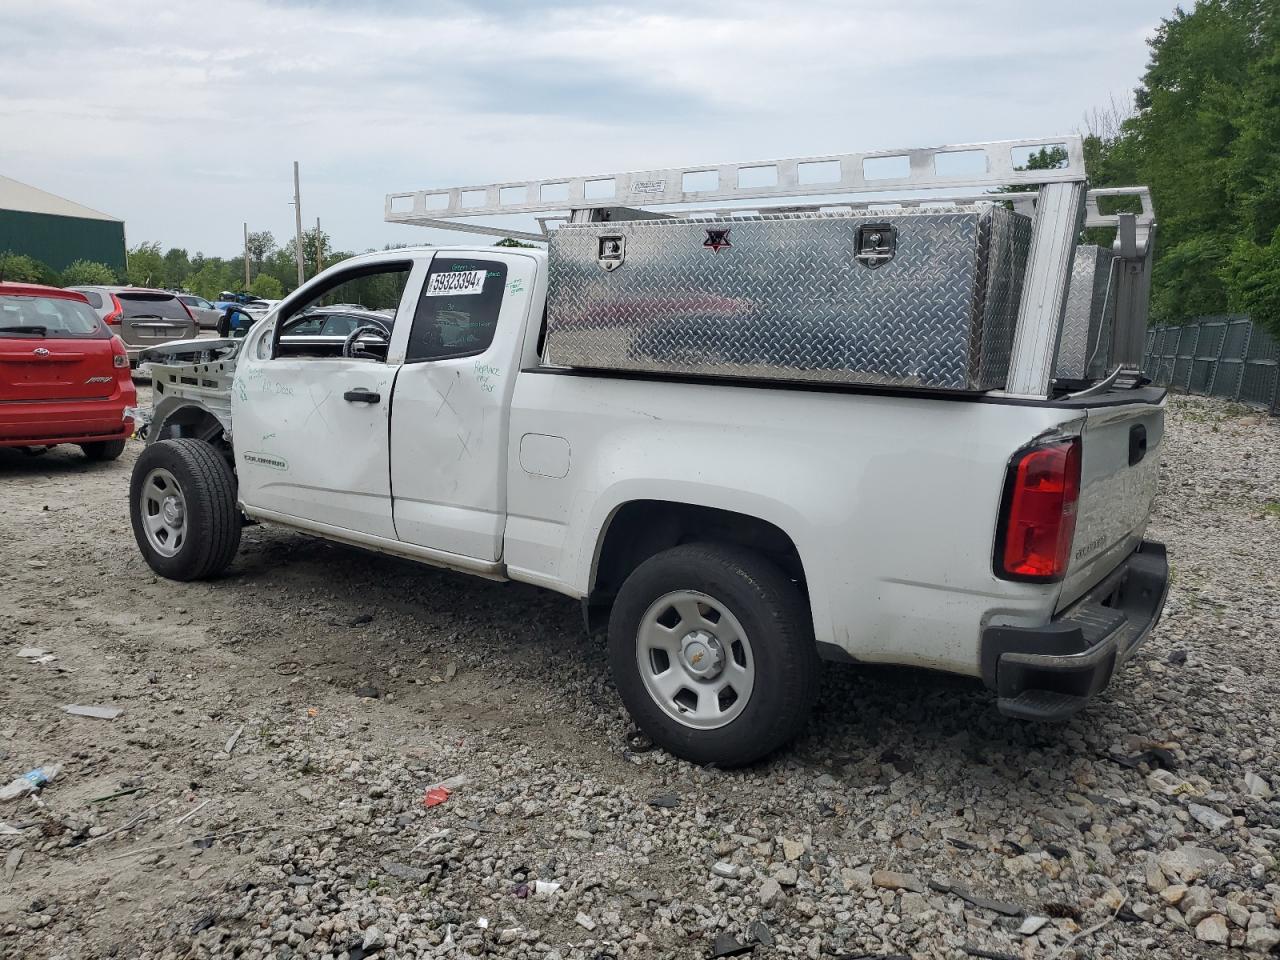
[81,439,126,461]
[129,439,241,581]
[608,542,819,767]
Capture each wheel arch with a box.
[150,397,231,449]
[585,498,812,635]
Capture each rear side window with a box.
[81,291,104,309]
[0,295,107,338]
[118,293,189,320]
[406,258,507,362]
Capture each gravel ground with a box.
[1,392,1278,960]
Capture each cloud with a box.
[0,0,1172,256]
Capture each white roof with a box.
[0,175,121,222]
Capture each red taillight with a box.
[996,438,1082,582]
[110,335,129,369]
[104,293,124,326]
[178,299,196,323]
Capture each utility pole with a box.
[292,161,305,287]
[315,217,323,273]
[243,222,251,289]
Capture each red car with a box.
[0,282,137,460]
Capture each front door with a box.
[230,257,425,540]
[389,251,539,561]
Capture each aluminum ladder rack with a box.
[385,136,1153,399]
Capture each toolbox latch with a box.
[855,223,896,269]
[597,235,625,272]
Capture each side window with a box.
[82,291,104,309]
[406,258,507,363]
[274,263,411,360]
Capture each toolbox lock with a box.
[854,223,896,269]
[597,235,625,271]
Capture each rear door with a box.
[1058,398,1164,607]
[117,292,197,348]
[388,251,538,561]
[0,295,116,401]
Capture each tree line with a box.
[1086,0,1278,334]
[0,230,533,302]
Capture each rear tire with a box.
[608,542,819,767]
[81,440,126,461]
[129,438,241,581]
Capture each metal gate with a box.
[1144,317,1280,414]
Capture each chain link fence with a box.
[1143,316,1280,415]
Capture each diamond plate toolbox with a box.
[1055,245,1116,381]
[545,207,1032,391]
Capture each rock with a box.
[712,861,738,879]
[1226,901,1251,928]
[1099,887,1125,912]
[1132,902,1159,922]
[1195,914,1229,945]
[1158,845,1229,883]
[839,867,871,893]
[758,878,783,906]
[1188,803,1232,832]
[773,866,799,887]
[1145,856,1168,893]
[1159,884,1188,905]
[574,912,595,931]
[1180,886,1214,926]
[1019,916,1049,935]
[815,774,838,789]
[1243,772,1273,800]
[899,892,928,916]
[362,926,385,950]
[1245,926,1280,953]
[871,869,924,894]
[782,838,805,861]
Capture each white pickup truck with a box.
[129,138,1168,765]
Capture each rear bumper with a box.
[0,395,135,448]
[980,540,1169,721]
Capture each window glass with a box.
[406,258,507,362]
[81,291,104,309]
[0,295,105,338]
[274,263,410,361]
[118,293,189,320]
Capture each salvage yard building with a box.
[0,175,126,275]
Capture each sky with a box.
[0,0,1177,258]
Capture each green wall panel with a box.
[0,209,126,275]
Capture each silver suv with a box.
[68,286,200,365]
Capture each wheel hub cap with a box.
[161,496,183,525]
[680,630,724,679]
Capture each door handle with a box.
[343,389,381,404]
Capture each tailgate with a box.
[1058,399,1164,609]
[0,337,117,401]
[118,293,198,346]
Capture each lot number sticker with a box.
[426,270,487,297]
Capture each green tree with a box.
[0,251,57,284]
[1082,0,1279,332]
[249,274,284,299]
[245,231,275,281]
[494,237,536,248]
[162,247,191,289]
[61,260,117,286]
[186,261,238,301]
[126,241,166,287]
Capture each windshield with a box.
[119,292,190,320]
[0,295,106,338]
